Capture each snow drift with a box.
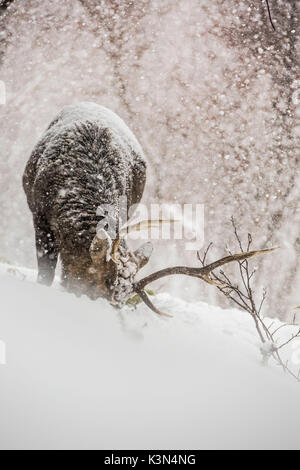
[0,263,300,450]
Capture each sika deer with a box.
[23,102,152,303]
[23,102,276,313]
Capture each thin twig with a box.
[277,329,300,351]
[197,219,300,382]
[265,0,276,31]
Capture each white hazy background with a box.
[0,0,299,318]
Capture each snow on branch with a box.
[197,218,300,382]
[133,216,300,382]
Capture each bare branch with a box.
[132,218,299,383]
[277,329,300,351]
[265,0,276,31]
[197,242,213,266]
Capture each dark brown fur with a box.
[23,102,147,300]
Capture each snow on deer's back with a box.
[23,102,152,304]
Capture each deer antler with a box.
[111,219,180,264]
[134,246,278,316]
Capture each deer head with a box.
[89,227,153,303]
[90,218,278,316]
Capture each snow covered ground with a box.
[0,262,300,450]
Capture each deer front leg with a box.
[34,214,58,286]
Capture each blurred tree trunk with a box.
[213,0,300,312]
[78,0,175,201]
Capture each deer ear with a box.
[134,242,153,269]
[90,229,112,265]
